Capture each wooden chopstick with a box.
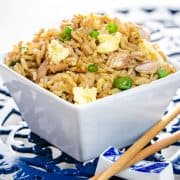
[91,105,180,180]
[122,131,180,171]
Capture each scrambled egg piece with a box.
[48,40,70,64]
[139,40,164,63]
[73,87,97,104]
[97,32,121,53]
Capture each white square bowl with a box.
[0,53,180,161]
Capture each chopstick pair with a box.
[91,105,180,180]
[123,131,180,170]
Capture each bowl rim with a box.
[1,53,180,109]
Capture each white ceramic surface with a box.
[0,53,180,161]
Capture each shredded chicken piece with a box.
[37,59,49,81]
[135,61,159,74]
[107,53,130,70]
[48,63,68,73]
[37,60,68,81]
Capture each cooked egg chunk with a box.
[48,40,70,64]
[73,87,97,104]
[139,40,164,63]
[97,32,121,53]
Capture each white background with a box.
[0,0,180,52]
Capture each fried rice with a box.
[5,14,176,104]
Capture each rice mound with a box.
[5,14,176,104]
